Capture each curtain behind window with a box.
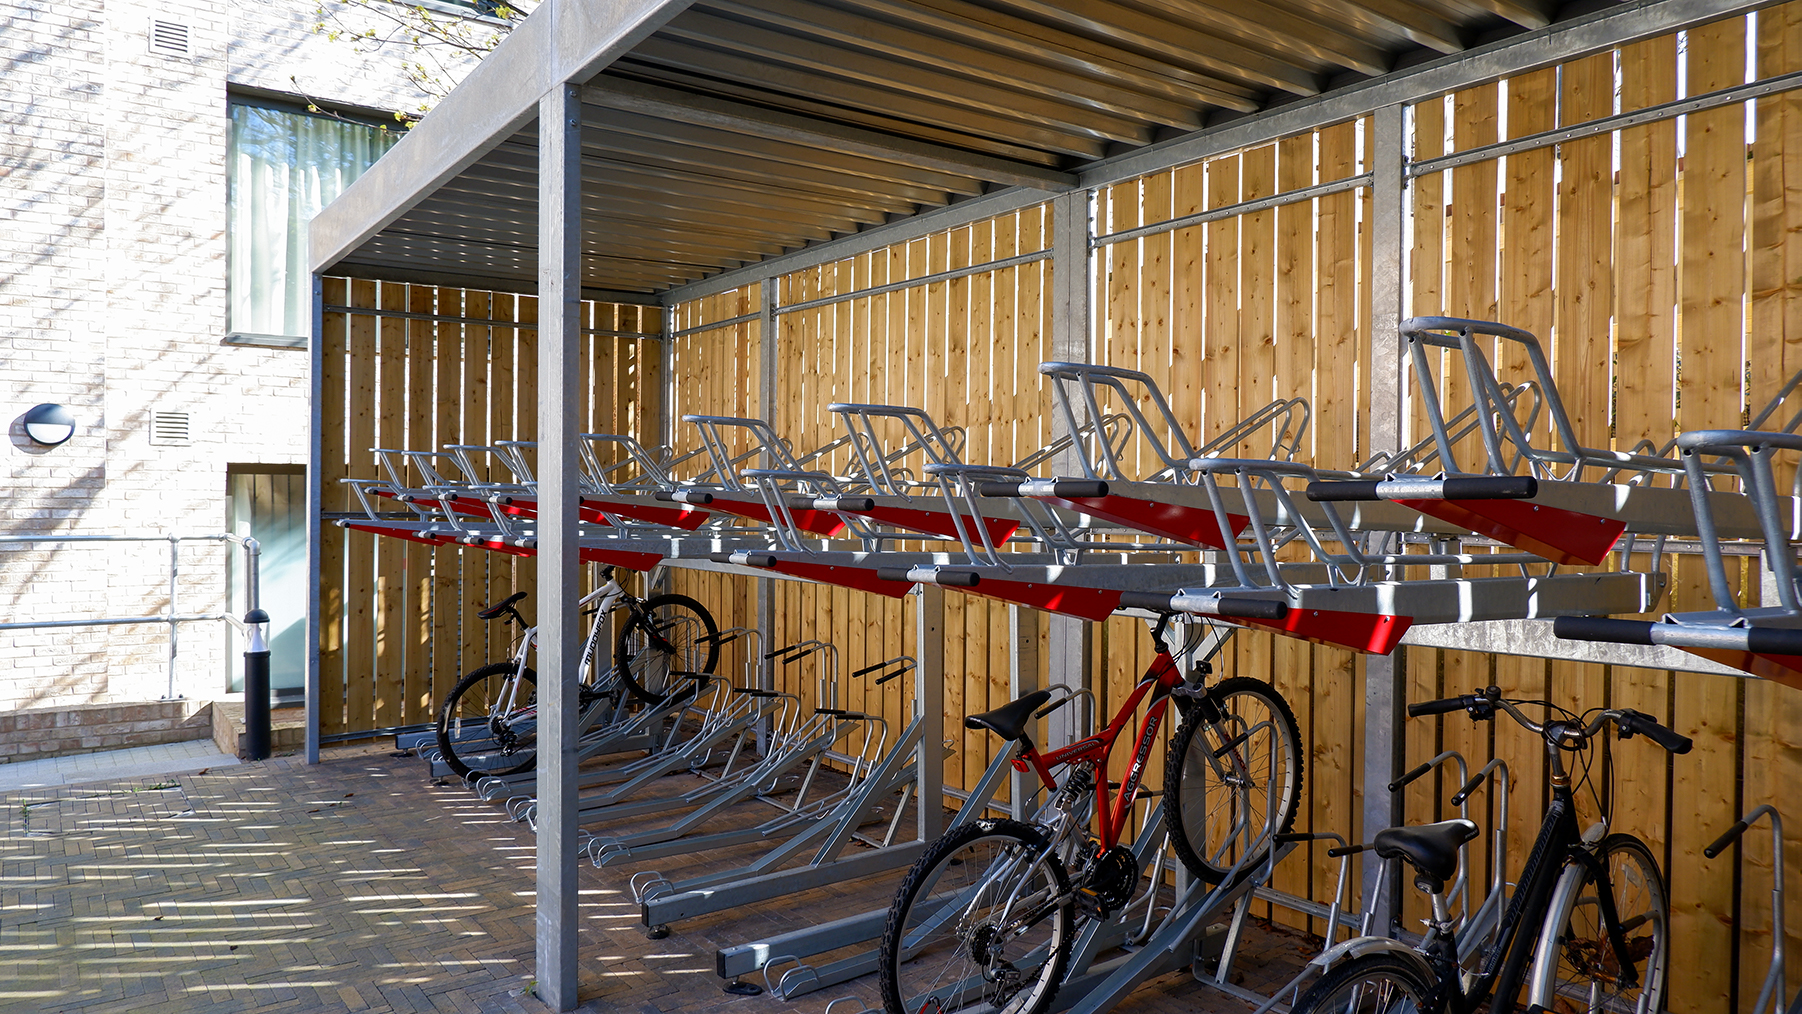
[228,104,399,339]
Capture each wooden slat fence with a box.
[316,279,662,740]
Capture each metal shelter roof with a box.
[307,0,1756,302]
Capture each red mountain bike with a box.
[877,602,1304,1014]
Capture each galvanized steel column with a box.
[915,584,945,842]
[305,273,323,765]
[1045,189,1092,748]
[1362,102,1408,937]
[535,82,584,1012]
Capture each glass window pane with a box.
[227,104,399,339]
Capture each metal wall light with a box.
[22,404,76,447]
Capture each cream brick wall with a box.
[1,0,455,710]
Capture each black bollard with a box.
[243,608,271,761]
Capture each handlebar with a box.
[1407,686,1692,754]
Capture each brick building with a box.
[0,0,468,746]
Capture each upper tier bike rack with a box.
[1555,428,1802,689]
[1305,316,1802,564]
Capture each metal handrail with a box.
[0,533,262,699]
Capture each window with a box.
[227,101,399,345]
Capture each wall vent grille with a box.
[149,411,191,446]
[150,20,190,57]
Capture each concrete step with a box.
[209,701,307,758]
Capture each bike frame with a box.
[1426,752,1640,1013]
[1015,650,1185,852]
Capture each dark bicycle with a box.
[1296,686,1690,1014]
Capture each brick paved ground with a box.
[0,744,1321,1014]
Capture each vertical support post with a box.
[1007,605,1039,821]
[306,274,323,765]
[166,534,180,699]
[755,277,779,753]
[1362,102,1409,937]
[915,585,945,842]
[535,82,583,1013]
[1045,188,1093,748]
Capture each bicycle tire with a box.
[1530,832,1668,1014]
[436,662,539,779]
[612,593,719,704]
[879,818,1074,1014]
[1292,951,1440,1013]
[1162,675,1304,883]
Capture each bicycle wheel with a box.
[1532,833,1668,1014]
[1162,675,1304,883]
[435,662,538,779]
[613,593,719,703]
[1292,952,1439,1013]
[879,819,1074,1014]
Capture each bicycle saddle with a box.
[965,689,1054,742]
[478,591,528,619]
[1374,818,1479,894]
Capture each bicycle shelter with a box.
[305,0,1802,1009]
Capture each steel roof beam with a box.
[394,203,825,256]
[627,38,1110,157]
[977,0,1323,96]
[611,61,1065,164]
[419,173,856,238]
[572,106,992,194]
[839,0,1265,113]
[579,77,1076,191]
[703,0,1207,127]
[386,208,795,263]
[309,0,699,275]
[659,15,1153,144]
[1129,0,1392,76]
[469,143,913,218]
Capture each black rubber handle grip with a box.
[1306,480,1382,502]
[977,481,1024,497]
[1276,832,1347,844]
[1117,591,1177,612]
[1552,616,1656,645]
[876,669,905,685]
[1034,694,1079,720]
[1216,597,1289,620]
[1408,696,1472,718]
[1439,475,1539,500]
[852,660,902,678]
[826,497,875,512]
[1617,708,1692,754]
[1327,842,1373,859]
[1451,769,1489,806]
[654,490,675,501]
[698,630,743,646]
[875,567,914,583]
[1388,759,1435,792]
[937,571,980,588]
[765,642,813,660]
[1704,819,1752,859]
[1746,626,1802,656]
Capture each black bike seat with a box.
[1373,818,1479,892]
[477,590,528,620]
[965,689,1054,742]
